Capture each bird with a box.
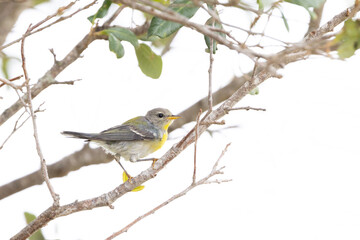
[62,108,180,179]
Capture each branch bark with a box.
[0,144,113,200]
[106,143,231,239]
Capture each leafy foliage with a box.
[332,19,360,59]
[88,0,112,23]
[101,27,163,78]
[148,0,199,38]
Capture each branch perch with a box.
[106,143,231,239]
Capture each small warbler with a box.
[62,108,180,178]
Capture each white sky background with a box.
[1,0,360,239]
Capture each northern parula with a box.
[62,108,180,178]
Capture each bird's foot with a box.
[152,158,159,169]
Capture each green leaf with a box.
[285,0,325,8]
[88,0,112,23]
[257,0,264,11]
[108,34,125,58]
[135,43,162,79]
[148,0,199,38]
[285,0,325,19]
[204,17,226,54]
[101,27,139,48]
[280,10,289,32]
[333,20,360,59]
[24,212,45,240]
[101,27,140,59]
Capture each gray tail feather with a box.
[61,131,97,140]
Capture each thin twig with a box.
[52,79,82,85]
[104,5,126,27]
[193,109,202,184]
[21,26,59,205]
[228,106,266,112]
[117,0,267,60]
[0,75,23,88]
[201,120,226,126]
[0,111,29,150]
[105,143,231,240]
[0,0,97,51]
[0,77,22,89]
[0,104,45,150]
[211,143,231,174]
[208,20,214,113]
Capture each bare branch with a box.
[0,145,113,200]
[227,106,266,112]
[21,26,59,204]
[0,0,97,51]
[193,109,202,184]
[208,22,214,113]
[305,0,326,36]
[105,143,231,240]
[0,75,23,89]
[104,5,126,27]
[0,111,29,150]
[306,4,360,40]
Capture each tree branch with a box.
[21,26,59,204]
[116,0,267,60]
[106,143,231,239]
[0,144,113,200]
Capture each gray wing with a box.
[63,117,160,142]
[95,123,159,142]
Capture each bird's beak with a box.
[167,115,181,120]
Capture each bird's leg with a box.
[114,154,132,182]
[136,158,159,169]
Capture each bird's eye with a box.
[157,113,164,118]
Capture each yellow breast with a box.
[152,131,168,152]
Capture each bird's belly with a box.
[95,139,164,162]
